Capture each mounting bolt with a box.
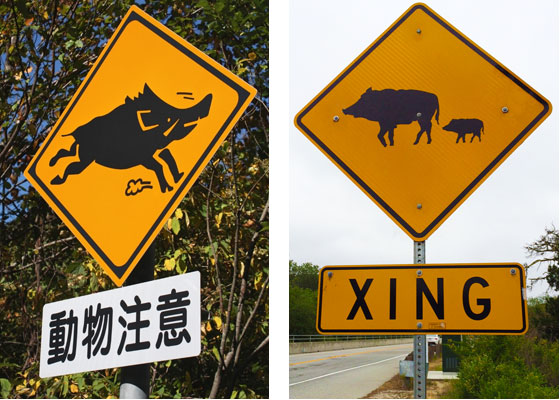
[328,271,333,278]
[416,112,422,118]
[416,270,423,277]
[417,322,423,329]
[417,28,422,34]
[502,106,509,113]
[333,115,340,122]
[510,268,516,276]
[417,203,422,209]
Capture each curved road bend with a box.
[289,343,412,399]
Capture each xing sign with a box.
[24,6,256,286]
[317,264,528,335]
[294,3,551,241]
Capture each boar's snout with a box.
[342,105,355,116]
[196,93,212,119]
[180,94,212,126]
[442,121,453,131]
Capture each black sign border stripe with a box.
[27,9,252,279]
[316,264,527,334]
[295,4,550,240]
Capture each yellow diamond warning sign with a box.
[24,6,256,286]
[294,3,551,241]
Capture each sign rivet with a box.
[328,271,333,278]
[416,269,423,277]
[417,203,422,209]
[510,268,516,275]
[417,322,423,329]
[502,106,509,113]
[416,112,422,118]
[333,115,340,122]
[417,28,421,34]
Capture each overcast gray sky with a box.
[289,0,559,298]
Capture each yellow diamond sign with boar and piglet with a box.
[24,6,256,286]
[294,3,551,241]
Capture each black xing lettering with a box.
[347,278,373,320]
[463,277,491,320]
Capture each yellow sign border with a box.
[294,3,551,241]
[316,263,528,335]
[24,6,256,286]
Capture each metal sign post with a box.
[413,241,426,399]
[120,243,154,399]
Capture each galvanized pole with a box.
[413,241,427,399]
[119,243,155,399]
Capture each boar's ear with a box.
[366,87,373,93]
[142,83,156,98]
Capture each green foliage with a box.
[289,260,320,290]
[449,334,559,398]
[528,296,559,341]
[289,286,318,335]
[289,261,320,334]
[1,0,268,398]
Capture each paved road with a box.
[289,343,412,399]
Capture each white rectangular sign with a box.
[40,272,200,378]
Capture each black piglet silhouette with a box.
[443,118,484,143]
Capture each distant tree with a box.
[525,226,559,291]
[289,260,320,290]
[289,286,317,335]
[528,296,559,342]
[289,261,321,335]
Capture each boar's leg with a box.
[142,157,172,193]
[387,126,396,146]
[413,119,432,145]
[159,149,184,183]
[377,124,390,147]
[51,156,93,185]
[49,141,78,167]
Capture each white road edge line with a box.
[289,353,409,386]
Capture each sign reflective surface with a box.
[317,264,527,334]
[295,3,551,241]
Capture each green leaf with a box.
[171,217,180,235]
[74,39,84,48]
[212,347,221,362]
[62,375,68,396]
[0,378,12,398]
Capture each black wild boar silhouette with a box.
[443,118,484,143]
[49,84,212,193]
[343,88,440,147]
